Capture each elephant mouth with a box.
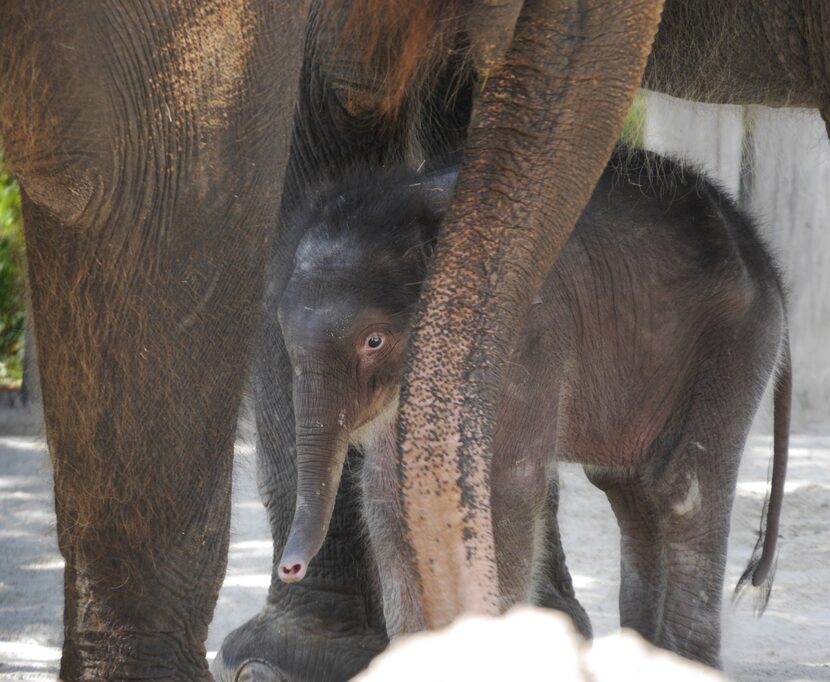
[349,393,400,452]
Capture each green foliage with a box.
[0,157,25,387]
[620,92,647,148]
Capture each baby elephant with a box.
[275,149,790,667]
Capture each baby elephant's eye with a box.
[366,333,384,350]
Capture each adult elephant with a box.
[0,2,311,680]
[0,2,825,682]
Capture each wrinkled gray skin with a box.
[275,150,789,667]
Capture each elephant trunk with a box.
[279,375,351,584]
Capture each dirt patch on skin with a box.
[159,0,256,132]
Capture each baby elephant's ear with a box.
[420,166,459,217]
[404,165,458,266]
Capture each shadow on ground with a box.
[1,404,828,680]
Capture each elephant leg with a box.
[588,426,744,668]
[533,479,592,639]
[485,381,590,633]
[648,421,747,668]
[585,469,665,642]
[394,0,666,628]
[0,2,306,679]
[489,462,547,614]
[216,458,387,682]
[357,423,429,638]
[657,488,733,666]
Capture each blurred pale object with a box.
[354,607,724,681]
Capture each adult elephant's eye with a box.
[366,333,384,350]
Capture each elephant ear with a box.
[410,164,459,262]
[420,165,459,217]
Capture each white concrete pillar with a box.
[742,107,830,429]
[643,91,744,198]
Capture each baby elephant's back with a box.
[514,149,786,467]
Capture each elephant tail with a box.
[734,332,791,614]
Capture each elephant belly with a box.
[504,309,691,471]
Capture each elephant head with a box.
[276,165,454,582]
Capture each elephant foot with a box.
[213,601,388,682]
[231,661,285,682]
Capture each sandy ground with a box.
[1,405,828,680]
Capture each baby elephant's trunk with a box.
[279,374,351,583]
